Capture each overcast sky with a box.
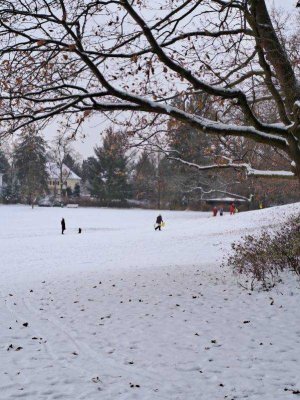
[43,0,298,159]
[270,0,295,10]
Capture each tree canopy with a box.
[0,1,299,178]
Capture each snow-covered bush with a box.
[225,215,300,290]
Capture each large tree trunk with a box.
[248,0,300,115]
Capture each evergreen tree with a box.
[0,149,9,176]
[90,128,130,201]
[73,183,81,197]
[13,132,48,206]
[0,148,11,202]
[66,186,73,197]
[82,157,95,182]
[1,175,21,203]
[132,151,157,203]
[81,156,98,192]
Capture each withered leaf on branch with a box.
[36,40,46,46]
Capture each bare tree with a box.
[0,1,299,178]
[49,132,76,198]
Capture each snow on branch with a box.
[168,157,296,179]
[120,0,289,136]
[185,186,252,202]
[246,168,295,178]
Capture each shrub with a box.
[224,214,300,290]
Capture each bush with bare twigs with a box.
[224,215,300,290]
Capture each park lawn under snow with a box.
[0,204,300,400]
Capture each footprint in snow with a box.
[92,376,101,383]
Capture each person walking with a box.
[155,214,163,231]
[219,207,224,216]
[212,206,218,217]
[229,203,235,215]
[61,218,66,235]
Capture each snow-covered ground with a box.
[0,204,300,400]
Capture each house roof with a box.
[47,162,81,181]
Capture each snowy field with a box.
[0,204,300,400]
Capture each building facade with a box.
[47,162,81,196]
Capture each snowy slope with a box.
[0,204,299,400]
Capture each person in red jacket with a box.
[229,203,235,215]
[212,206,218,217]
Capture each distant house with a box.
[47,162,81,196]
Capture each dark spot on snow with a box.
[129,383,140,388]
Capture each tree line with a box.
[1,114,299,209]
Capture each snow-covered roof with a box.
[47,162,81,181]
